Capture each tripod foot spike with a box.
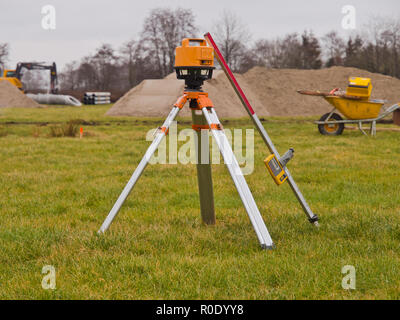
[261,244,275,250]
[308,214,319,227]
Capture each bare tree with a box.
[347,15,400,77]
[301,31,322,69]
[253,38,285,68]
[120,39,139,88]
[322,31,345,67]
[91,44,119,90]
[254,31,321,69]
[364,15,394,73]
[0,43,9,71]
[278,33,303,68]
[59,61,79,91]
[253,33,302,69]
[77,57,98,90]
[380,17,400,77]
[212,10,250,72]
[141,7,197,78]
[344,35,364,67]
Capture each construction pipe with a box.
[84,92,111,97]
[83,92,111,105]
[84,101,111,105]
[89,97,111,101]
[27,93,82,106]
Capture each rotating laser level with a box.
[175,38,215,90]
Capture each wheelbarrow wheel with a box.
[318,113,344,135]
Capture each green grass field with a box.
[0,105,399,299]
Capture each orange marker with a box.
[80,127,83,139]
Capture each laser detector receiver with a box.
[264,154,288,185]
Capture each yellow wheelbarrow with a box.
[298,77,400,136]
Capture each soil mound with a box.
[244,66,400,116]
[107,66,400,118]
[106,70,268,118]
[107,79,184,117]
[0,80,41,108]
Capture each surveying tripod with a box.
[98,37,318,249]
[99,88,274,248]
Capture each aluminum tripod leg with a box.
[205,32,318,226]
[252,115,319,226]
[98,106,181,233]
[202,107,274,249]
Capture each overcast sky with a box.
[1,0,399,70]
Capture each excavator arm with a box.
[15,62,59,94]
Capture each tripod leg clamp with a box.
[174,94,188,109]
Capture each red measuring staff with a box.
[204,32,255,116]
[204,32,319,227]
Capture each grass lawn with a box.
[0,105,399,299]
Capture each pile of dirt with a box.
[244,66,400,116]
[107,66,400,118]
[203,71,268,117]
[107,79,184,117]
[0,80,41,108]
[107,71,268,118]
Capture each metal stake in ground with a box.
[204,32,319,227]
[98,38,274,249]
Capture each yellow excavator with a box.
[0,69,23,90]
[0,62,58,93]
[0,62,82,106]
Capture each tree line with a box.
[59,8,198,95]
[1,9,399,95]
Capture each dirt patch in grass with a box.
[48,120,80,137]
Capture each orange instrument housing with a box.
[175,38,214,68]
[174,38,215,89]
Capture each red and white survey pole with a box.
[204,32,319,226]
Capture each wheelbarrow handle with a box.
[297,89,363,100]
[297,90,329,96]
